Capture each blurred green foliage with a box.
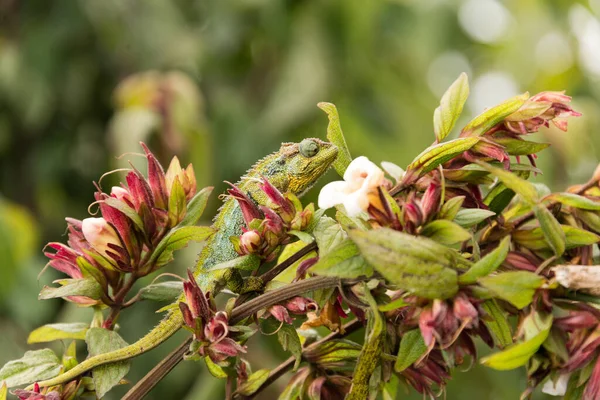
[1,0,600,398]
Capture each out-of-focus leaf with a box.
[477,162,538,204]
[478,271,545,309]
[481,312,551,370]
[0,349,61,388]
[381,161,405,182]
[151,225,215,266]
[438,196,465,220]
[310,239,372,278]
[513,226,600,251]
[481,300,513,348]
[493,137,550,156]
[407,137,480,175]
[39,278,102,300]
[86,328,130,398]
[394,329,427,372]
[237,369,270,396]
[138,281,183,302]
[462,93,529,136]
[459,236,510,284]
[28,323,89,344]
[63,341,78,372]
[453,208,496,228]
[179,186,213,226]
[277,323,302,370]
[575,209,600,233]
[420,220,471,245]
[318,102,352,177]
[485,184,516,215]
[433,72,469,142]
[278,367,311,400]
[378,298,408,312]
[546,193,600,211]
[534,205,566,256]
[505,102,551,121]
[350,228,459,299]
[0,382,6,400]
[204,356,227,379]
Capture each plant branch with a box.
[123,275,358,399]
[233,319,363,400]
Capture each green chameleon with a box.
[32,138,338,389]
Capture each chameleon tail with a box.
[30,312,184,389]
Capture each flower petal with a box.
[318,181,349,210]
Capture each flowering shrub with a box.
[2,73,600,399]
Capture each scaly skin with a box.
[32,138,338,389]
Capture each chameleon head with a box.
[283,138,338,195]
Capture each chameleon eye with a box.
[299,139,319,158]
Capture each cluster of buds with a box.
[402,181,442,234]
[44,143,203,306]
[537,306,600,398]
[456,91,581,169]
[284,367,352,400]
[11,380,82,400]
[179,271,246,364]
[263,296,318,325]
[229,178,314,261]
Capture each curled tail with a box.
[30,312,184,389]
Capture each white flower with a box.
[318,156,385,217]
[542,373,571,396]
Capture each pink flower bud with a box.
[81,217,124,263]
[141,142,168,209]
[453,294,478,327]
[204,311,229,343]
[285,296,318,314]
[267,304,293,324]
[227,184,263,226]
[420,183,441,221]
[240,230,262,254]
[260,178,295,221]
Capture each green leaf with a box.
[350,228,459,299]
[278,368,311,400]
[277,324,303,370]
[505,102,551,121]
[151,225,215,266]
[459,236,510,284]
[204,356,228,379]
[433,72,469,142]
[575,209,600,233]
[63,341,78,372]
[318,102,352,177]
[438,196,465,220]
[408,137,480,175]
[462,93,529,136]
[103,197,145,234]
[514,225,600,251]
[420,220,471,245]
[168,177,187,226]
[310,340,363,366]
[378,297,408,312]
[481,300,513,348]
[237,369,270,396]
[28,323,89,344]
[453,208,496,228]
[39,278,102,300]
[481,312,551,370]
[312,216,347,257]
[86,328,130,398]
[485,184,516,215]
[0,349,61,388]
[478,271,545,309]
[546,192,600,211]
[138,281,183,302]
[310,239,372,278]
[179,186,214,226]
[493,137,550,156]
[534,205,566,256]
[288,230,314,244]
[477,161,538,204]
[394,329,427,372]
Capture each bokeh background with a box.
[1,0,600,399]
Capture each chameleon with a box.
[31,138,338,389]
